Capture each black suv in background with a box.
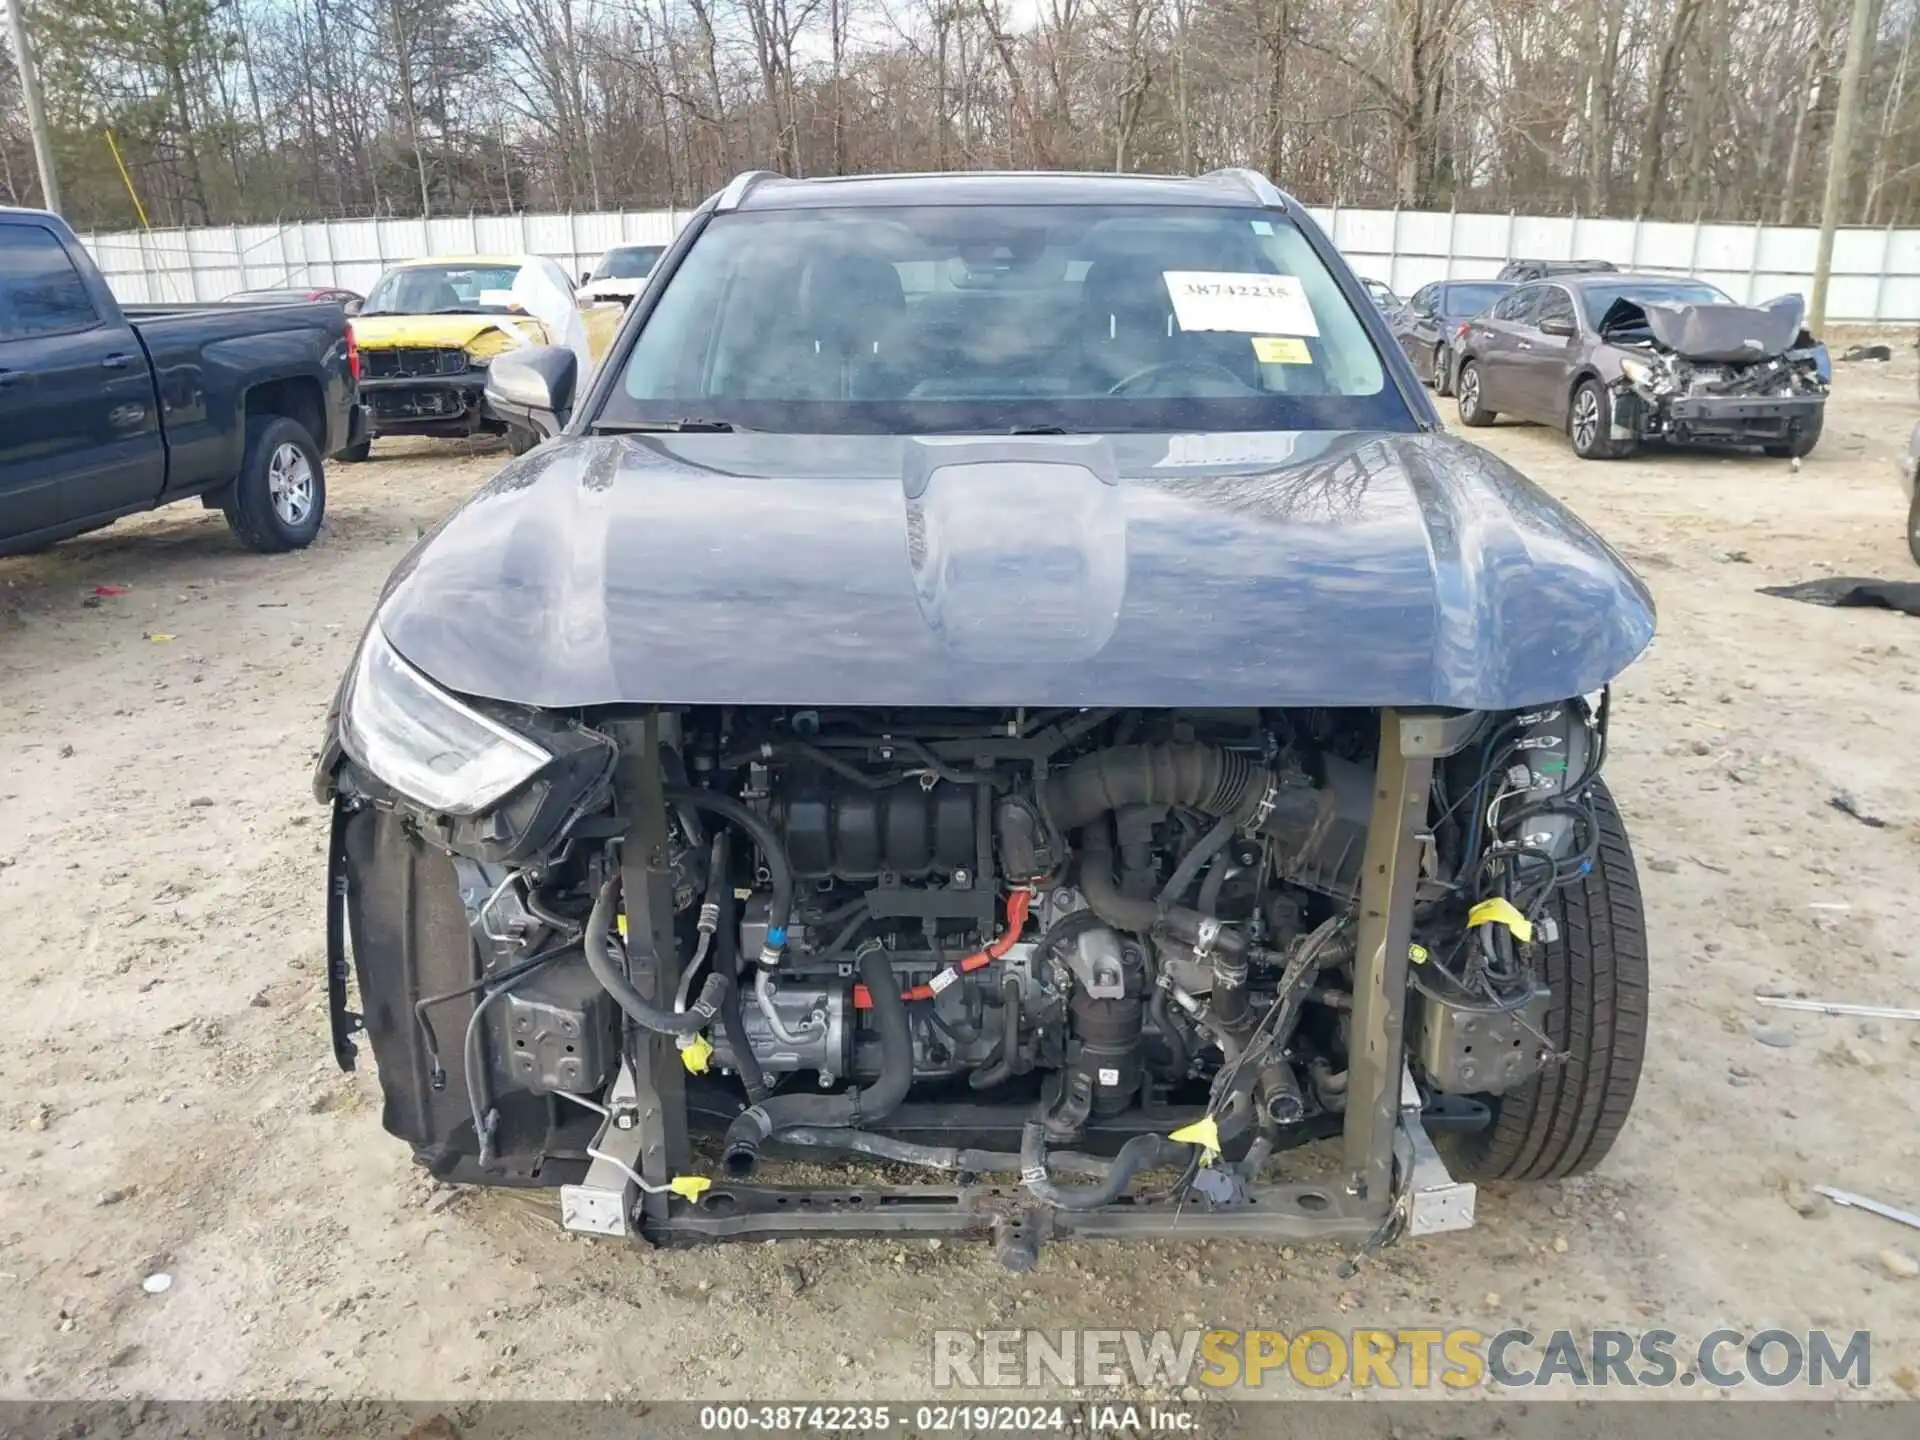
[1496,258,1619,283]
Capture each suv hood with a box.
[374,430,1654,712]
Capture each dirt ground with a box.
[3,345,1919,1412]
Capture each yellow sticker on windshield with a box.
[1252,336,1311,365]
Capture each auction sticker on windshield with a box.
[1251,336,1312,364]
[1163,271,1319,336]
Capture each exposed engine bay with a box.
[325,697,1612,1256]
[1598,292,1827,450]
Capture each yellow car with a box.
[344,254,624,459]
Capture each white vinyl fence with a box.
[81,203,1920,323]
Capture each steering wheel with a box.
[1106,358,1254,397]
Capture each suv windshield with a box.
[362,264,523,316]
[592,246,664,280]
[604,205,1407,434]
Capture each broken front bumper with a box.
[1633,391,1823,444]
[558,710,1484,1265]
[359,374,490,437]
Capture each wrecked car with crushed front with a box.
[1455,276,1829,460]
[314,170,1656,1267]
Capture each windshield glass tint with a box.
[1440,283,1510,317]
[606,205,1406,434]
[364,264,522,315]
[593,247,664,280]
[1580,280,1729,324]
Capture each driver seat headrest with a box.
[1081,258,1175,346]
[802,254,906,353]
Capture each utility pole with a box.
[3,0,61,214]
[1811,0,1877,329]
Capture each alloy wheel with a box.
[1572,389,1601,451]
[268,443,315,527]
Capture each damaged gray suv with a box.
[315,170,1655,1267]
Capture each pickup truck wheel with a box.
[1907,489,1920,567]
[1439,778,1649,1183]
[506,424,541,457]
[1763,411,1823,460]
[1456,361,1495,426]
[336,439,372,464]
[224,416,326,553]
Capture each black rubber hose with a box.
[707,838,769,1105]
[1042,745,1261,833]
[584,871,729,1036]
[720,740,899,790]
[814,906,870,961]
[1256,1056,1306,1125]
[1148,981,1189,1080]
[665,788,794,964]
[1078,818,1261,951]
[968,972,1024,1090]
[1018,1120,1187,1211]
[720,941,914,1177]
[1196,848,1231,917]
[1156,813,1238,914]
[1077,818,1159,933]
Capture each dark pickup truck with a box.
[1,206,366,557]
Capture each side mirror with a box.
[1539,317,1576,338]
[580,271,592,287]
[485,345,579,442]
[342,299,362,317]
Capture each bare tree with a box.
[17,0,1920,231]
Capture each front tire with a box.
[1441,779,1648,1183]
[223,416,326,553]
[1907,489,1920,567]
[506,424,541,457]
[1456,361,1495,426]
[1763,410,1823,460]
[1569,378,1632,460]
[1432,345,1454,397]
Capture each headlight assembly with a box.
[340,625,550,816]
[1618,356,1658,389]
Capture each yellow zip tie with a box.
[615,911,628,940]
[669,1175,712,1201]
[1467,897,1534,945]
[678,1034,714,1075]
[1169,1115,1222,1163]
[1409,943,1430,965]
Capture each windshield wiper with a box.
[1007,423,1078,435]
[591,418,739,434]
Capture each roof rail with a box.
[715,171,781,212]
[1203,168,1287,209]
